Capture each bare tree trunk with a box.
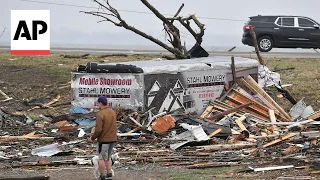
[82,0,206,59]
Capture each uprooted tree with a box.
[82,0,206,59]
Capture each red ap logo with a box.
[11,10,50,55]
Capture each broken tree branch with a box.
[83,0,206,59]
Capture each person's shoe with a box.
[106,173,113,179]
[99,175,106,180]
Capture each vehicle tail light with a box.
[244,25,255,30]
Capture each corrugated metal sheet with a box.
[180,123,209,141]
[70,106,96,126]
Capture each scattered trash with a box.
[1,58,320,180]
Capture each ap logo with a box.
[11,10,50,55]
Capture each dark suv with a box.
[242,15,320,52]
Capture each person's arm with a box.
[91,114,103,140]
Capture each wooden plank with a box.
[208,128,222,138]
[127,127,140,134]
[235,115,247,131]
[249,133,298,153]
[27,95,60,112]
[198,143,255,151]
[240,78,277,110]
[23,131,36,137]
[208,103,252,121]
[230,89,287,122]
[0,136,54,141]
[245,76,291,121]
[200,105,214,119]
[269,109,279,133]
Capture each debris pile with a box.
[1,74,320,178]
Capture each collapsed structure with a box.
[1,56,320,179]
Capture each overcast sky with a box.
[1,0,320,50]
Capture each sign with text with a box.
[71,73,144,111]
[11,10,50,55]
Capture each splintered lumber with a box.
[226,89,288,122]
[208,128,222,138]
[119,150,170,155]
[249,133,298,153]
[28,95,61,112]
[282,145,300,155]
[200,105,214,119]
[197,143,255,151]
[269,109,279,133]
[235,115,247,131]
[187,162,240,169]
[208,102,252,121]
[0,136,55,141]
[128,116,143,127]
[277,176,311,180]
[0,176,50,180]
[0,90,13,102]
[239,78,275,109]
[245,76,291,121]
[210,100,269,123]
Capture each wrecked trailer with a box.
[72,56,260,115]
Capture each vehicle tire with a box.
[258,36,273,52]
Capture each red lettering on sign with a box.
[199,93,215,99]
[79,78,99,85]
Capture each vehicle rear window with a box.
[282,18,294,26]
[298,18,315,27]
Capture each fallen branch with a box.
[273,67,295,72]
[98,53,128,58]
[60,54,90,59]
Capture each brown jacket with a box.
[91,107,117,142]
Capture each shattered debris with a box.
[1,60,320,179]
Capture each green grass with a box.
[265,57,320,111]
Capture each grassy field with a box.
[265,57,320,111]
[1,52,319,113]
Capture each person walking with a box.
[89,96,117,180]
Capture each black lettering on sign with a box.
[13,20,48,40]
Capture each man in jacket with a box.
[89,96,117,180]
